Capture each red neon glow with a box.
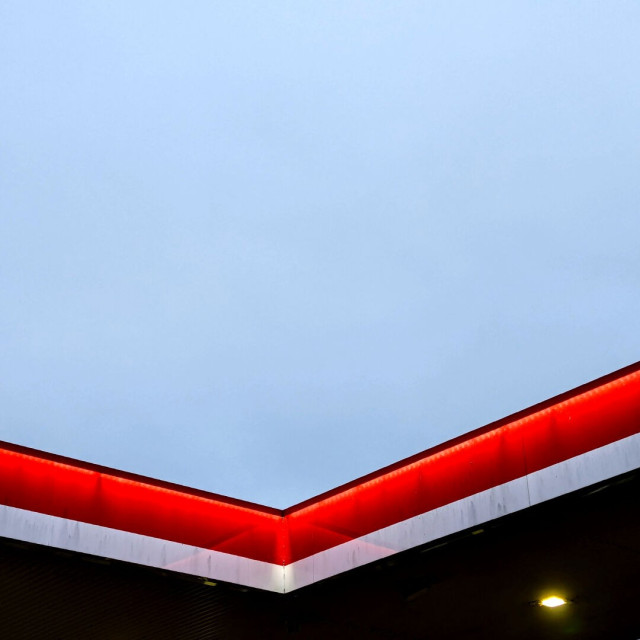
[0,448,283,564]
[284,369,640,561]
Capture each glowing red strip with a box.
[1,364,639,566]
[0,447,284,564]
[284,368,640,562]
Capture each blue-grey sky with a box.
[1,2,639,507]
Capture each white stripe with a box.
[0,504,284,593]
[1,433,638,594]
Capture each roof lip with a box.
[283,359,640,514]
[0,439,284,517]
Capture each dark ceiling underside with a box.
[1,470,638,639]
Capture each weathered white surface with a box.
[0,504,284,592]
[284,476,530,591]
[527,432,640,505]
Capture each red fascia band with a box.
[284,366,640,562]
[0,446,284,564]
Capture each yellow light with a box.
[540,596,566,608]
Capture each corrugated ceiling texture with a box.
[0,539,284,639]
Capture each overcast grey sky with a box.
[1,2,639,507]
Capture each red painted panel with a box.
[522,377,640,475]
[0,448,284,564]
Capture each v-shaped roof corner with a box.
[1,362,639,592]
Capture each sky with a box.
[1,1,639,508]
